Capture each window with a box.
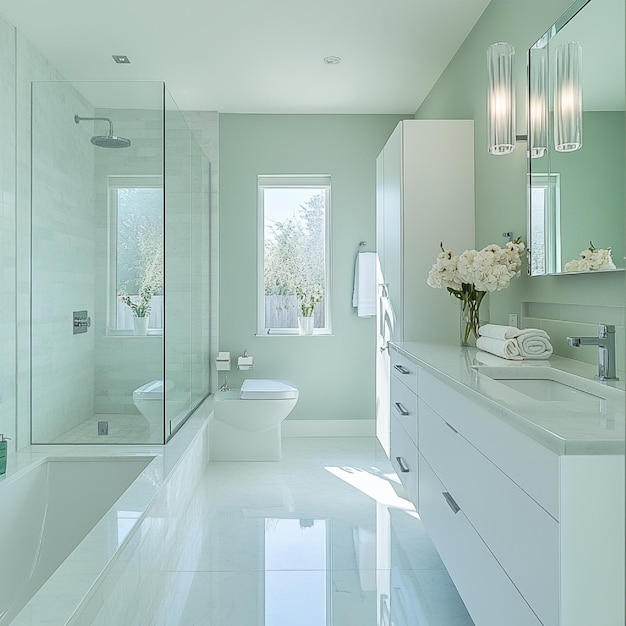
[529,173,560,275]
[258,175,331,335]
[107,176,164,334]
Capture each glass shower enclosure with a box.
[30,81,210,444]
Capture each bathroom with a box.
[0,0,624,624]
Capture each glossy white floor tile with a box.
[151,437,474,626]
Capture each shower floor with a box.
[48,413,164,444]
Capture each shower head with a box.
[74,114,131,149]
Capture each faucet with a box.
[567,324,619,381]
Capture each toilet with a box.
[210,379,299,461]
[133,379,173,439]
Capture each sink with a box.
[472,366,621,403]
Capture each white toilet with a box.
[132,380,171,439]
[210,379,299,461]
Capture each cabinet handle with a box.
[442,491,461,514]
[445,421,458,434]
[394,402,409,416]
[393,364,410,375]
[396,456,410,473]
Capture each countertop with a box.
[391,342,625,455]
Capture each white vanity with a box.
[387,341,625,626]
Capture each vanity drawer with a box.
[419,399,559,626]
[390,348,418,394]
[390,374,418,444]
[418,369,559,519]
[418,453,543,626]
[390,414,418,507]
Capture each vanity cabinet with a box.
[389,350,419,504]
[387,343,625,626]
[375,119,474,456]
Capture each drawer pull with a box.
[445,421,458,434]
[393,364,410,375]
[396,456,410,473]
[394,402,409,416]
[442,491,461,514]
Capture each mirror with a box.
[527,0,625,275]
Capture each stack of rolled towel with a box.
[476,324,554,360]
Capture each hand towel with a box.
[352,252,377,317]
[478,323,520,340]
[476,336,523,360]
[515,328,553,359]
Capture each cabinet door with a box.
[380,124,403,340]
[390,415,418,507]
[418,453,542,626]
[419,399,559,625]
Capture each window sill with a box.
[255,331,334,337]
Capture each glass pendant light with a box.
[487,42,516,155]
[528,45,548,158]
[554,42,583,152]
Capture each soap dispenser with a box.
[0,434,9,475]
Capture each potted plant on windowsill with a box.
[294,283,323,335]
[120,283,157,335]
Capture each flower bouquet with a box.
[563,242,616,272]
[427,238,525,345]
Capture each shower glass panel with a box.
[30,81,210,445]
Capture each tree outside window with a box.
[259,176,330,334]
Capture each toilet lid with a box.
[240,379,299,400]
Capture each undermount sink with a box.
[473,366,622,403]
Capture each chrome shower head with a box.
[90,134,132,149]
[74,114,131,149]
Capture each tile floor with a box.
[151,437,474,625]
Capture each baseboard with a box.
[282,419,375,437]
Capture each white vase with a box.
[297,316,314,335]
[133,316,149,336]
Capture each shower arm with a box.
[74,114,113,135]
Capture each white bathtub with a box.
[0,457,153,625]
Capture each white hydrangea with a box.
[427,239,525,294]
[564,244,615,272]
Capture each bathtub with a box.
[0,456,153,625]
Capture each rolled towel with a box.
[476,336,523,360]
[478,323,520,340]
[515,328,553,359]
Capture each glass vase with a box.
[459,291,487,347]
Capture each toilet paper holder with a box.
[238,349,254,370]
[216,351,231,371]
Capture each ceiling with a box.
[0,0,491,113]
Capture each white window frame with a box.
[107,175,164,335]
[529,172,561,275]
[257,175,332,336]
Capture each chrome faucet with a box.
[567,324,619,381]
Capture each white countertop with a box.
[391,342,625,456]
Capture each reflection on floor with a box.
[152,437,474,625]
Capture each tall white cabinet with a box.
[375,120,475,454]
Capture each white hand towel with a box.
[476,336,523,360]
[515,328,553,359]
[352,252,377,317]
[479,323,520,340]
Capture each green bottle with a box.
[0,434,8,475]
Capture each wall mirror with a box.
[527,0,625,276]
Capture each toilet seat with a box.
[240,379,298,400]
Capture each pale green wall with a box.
[553,112,625,267]
[219,114,407,421]
[415,0,626,325]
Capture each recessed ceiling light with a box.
[112,55,130,64]
[323,56,342,65]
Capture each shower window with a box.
[107,175,164,334]
[258,175,331,335]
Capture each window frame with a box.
[257,175,332,336]
[106,174,164,336]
